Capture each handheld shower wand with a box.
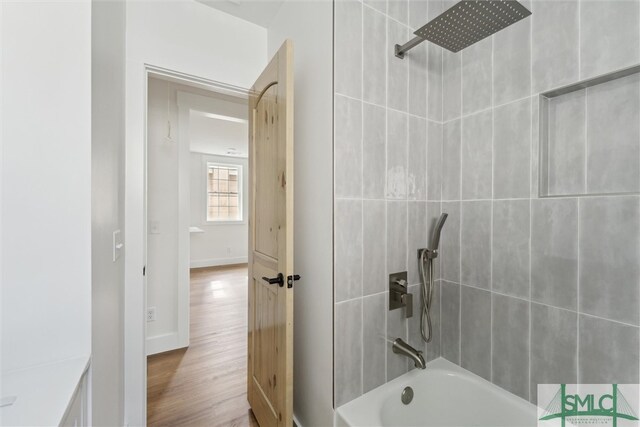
[418,213,448,343]
[429,213,448,252]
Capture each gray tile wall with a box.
[333,0,445,407]
[334,0,640,409]
[436,0,640,406]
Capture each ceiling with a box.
[189,110,248,157]
[194,0,285,28]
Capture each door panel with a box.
[254,84,279,259]
[254,278,277,404]
[247,40,294,427]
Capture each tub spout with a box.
[392,338,426,369]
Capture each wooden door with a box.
[247,40,294,427]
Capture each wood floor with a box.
[147,264,259,427]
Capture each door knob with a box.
[262,273,284,287]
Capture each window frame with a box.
[204,161,244,224]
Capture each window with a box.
[206,163,242,222]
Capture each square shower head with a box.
[414,0,531,53]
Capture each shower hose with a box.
[419,250,435,343]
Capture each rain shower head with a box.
[395,0,531,58]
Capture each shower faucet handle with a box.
[401,293,413,318]
[389,271,412,318]
[394,278,408,287]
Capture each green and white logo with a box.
[538,384,639,426]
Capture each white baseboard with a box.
[293,414,303,427]
[190,256,248,269]
[146,332,184,356]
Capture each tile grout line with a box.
[336,193,640,203]
[456,281,640,329]
[423,1,431,363]
[405,23,410,356]
[405,2,411,358]
[576,196,581,386]
[528,11,533,401]
[584,88,588,193]
[490,31,495,385]
[403,2,411,364]
[424,1,431,216]
[579,311,640,330]
[360,0,364,399]
[458,46,464,366]
[337,90,437,122]
[528,171,533,402]
[458,45,463,366]
[405,6,419,337]
[366,0,416,33]
[446,281,640,328]
[334,291,399,307]
[332,1,338,404]
[442,92,534,125]
[578,0,581,82]
[439,0,445,361]
[383,1,389,385]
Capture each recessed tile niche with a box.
[539,65,640,197]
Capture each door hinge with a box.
[286,274,301,288]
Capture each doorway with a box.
[144,72,255,426]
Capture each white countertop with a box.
[0,355,90,427]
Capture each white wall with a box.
[146,77,181,348]
[91,1,126,424]
[267,3,335,426]
[125,2,267,423]
[189,153,249,268]
[1,0,91,373]
[0,0,4,382]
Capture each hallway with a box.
[147,265,258,427]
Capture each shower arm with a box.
[394,36,425,59]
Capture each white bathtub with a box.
[335,358,537,426]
